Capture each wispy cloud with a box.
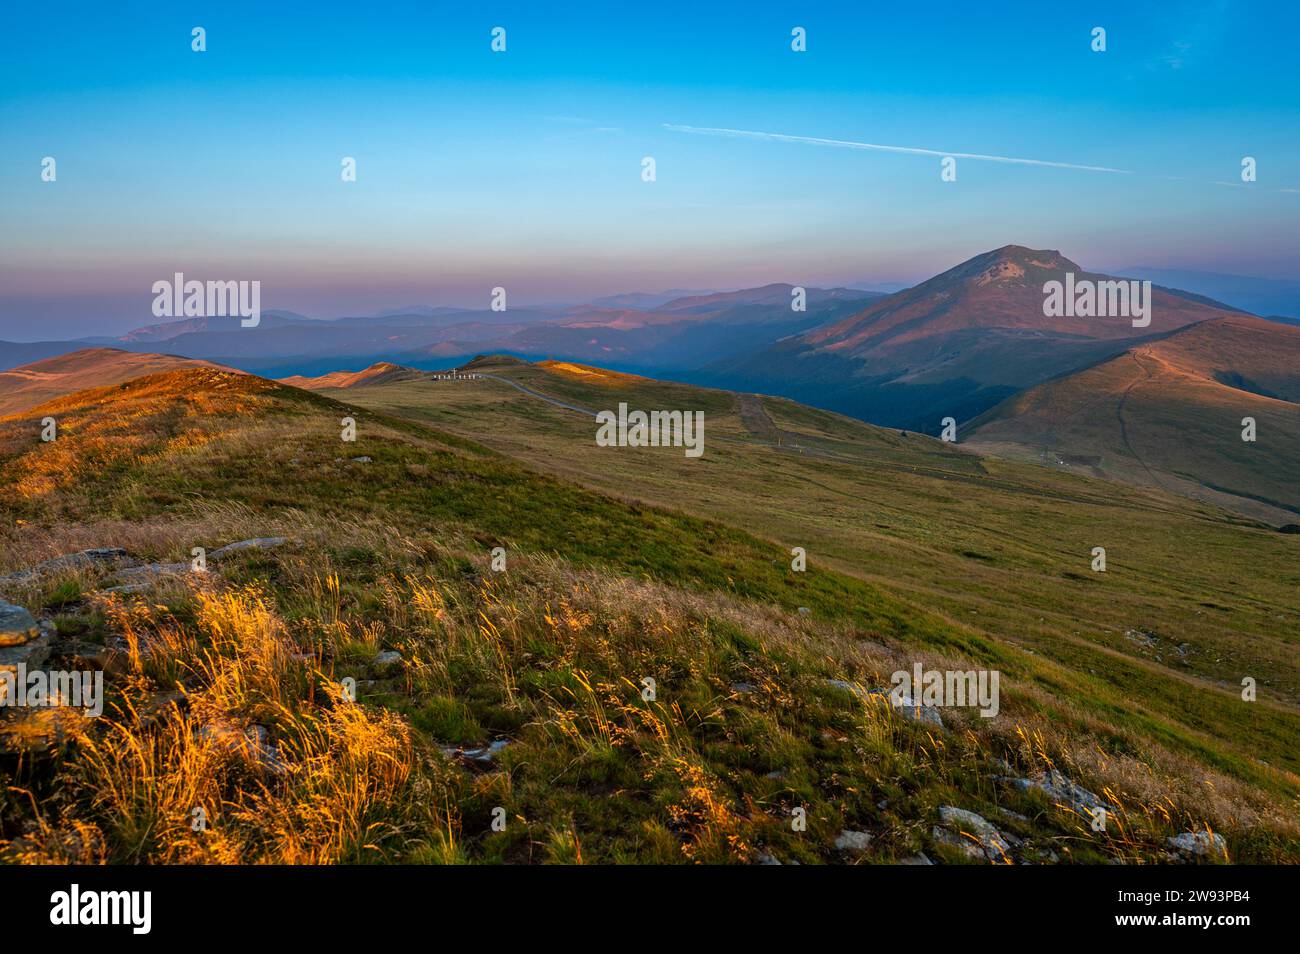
[665,123,1300,194]
[662,123,1132,174]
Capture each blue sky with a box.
[2,0,1298,338]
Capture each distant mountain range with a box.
[3,246,1296,457]
[1114,267,1300,322]
[0,284,884,380]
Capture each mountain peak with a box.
[963,245,1081,281]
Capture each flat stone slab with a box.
[208,537,288,560]
[0,548,131,586]
[0,601,39,647]
[0,622,55,677]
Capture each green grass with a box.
[0,365,1296,864]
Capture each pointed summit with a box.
[712,245,1252,431]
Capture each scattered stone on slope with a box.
[881,691,944,728]
[197,720,284,774]
[1167,831,1228,859]
[899,852,934,865]
[1125,629,1157,649]
[374,650,402,666]
[82,538,291,593]
[208,537,289,560]
[440,739,510,770]
[834,830,873,855]
[824,680,945,729]
[1007,768,1109,815]
[104,562,190,591]
[934,806,1016,862]
[0,548,132,586]
[1019,845,1061,864]
[825,678,869,700]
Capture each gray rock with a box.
[1125,629,1157,648]
[887,692,944,728]
[0,601,39,647]
[374,650,402,666]
[100,582,155,595]
[441,739,510,769]
[208,537,288,560]
[1019,845,1061,864]
[1167,831,1228,859]
[1011,768,1108,814]
[825,680,945,728]
[756,852,783,865]
[834,830,873,854]
[899,852,934,865]
[350,456,372,463]
[931,825,985,860]
[101,562,191,594]
[825,678,868,700]
[936,806,1014,862]
[0,548,131,585]
[0,621,55,681]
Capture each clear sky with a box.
[2,0,1298,339]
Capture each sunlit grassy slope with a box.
[0,363,1296,863]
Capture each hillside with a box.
[2,361,1296,864]
[965,316,1300,524]
[279,362,426,390]
[0,348,226,417]
[711,246,1253,431]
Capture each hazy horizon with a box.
[4,0,1299,339]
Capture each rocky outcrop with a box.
[1008,768,1110,815]
[1167,831,1228,859]
[3,539,292,597]
[207,537,288,560]
[933,806,1016,862]
[825,679,945,728]
[0,548,130,586]
[0,600,54,681]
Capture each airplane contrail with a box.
[662,123,1133,174]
